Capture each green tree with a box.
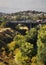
[25,28,38,44]
[37,25,46,65]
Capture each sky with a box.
[0,0,46,13]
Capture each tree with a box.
[37,25,46,65]
[25,28,38,44]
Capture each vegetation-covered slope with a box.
[0,21,46,65]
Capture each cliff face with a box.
[0,28,15,48]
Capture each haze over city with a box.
[0,0,46,13]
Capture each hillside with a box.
[0,11,46,65]
[0,28,15,48]
[0,10,46,21]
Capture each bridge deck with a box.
[7,20,46,24]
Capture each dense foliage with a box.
[0,20,46,65]
[37,25,46,65]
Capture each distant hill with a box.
[0,10,46,21]
[9,10,45,15]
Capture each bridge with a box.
[6,20,46,29]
